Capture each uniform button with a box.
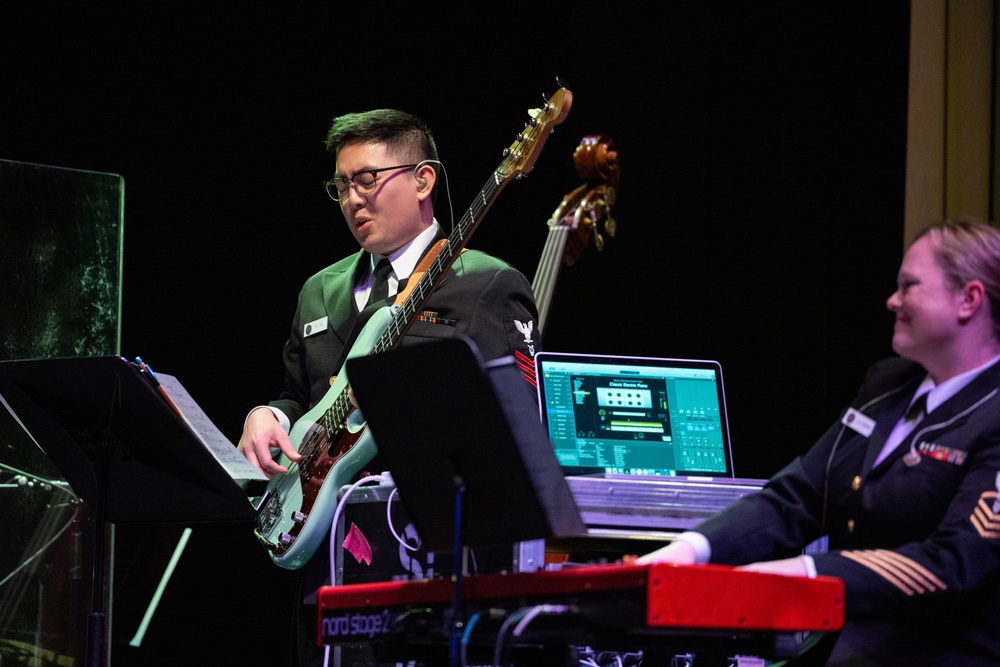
[851,476,861,491]
[847,519,855,533]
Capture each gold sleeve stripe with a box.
[867,549,948,589]
[971,493,1000,539]
[842,549,948,596]
[842,551,917,595]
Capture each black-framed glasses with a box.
[323,164,418,201]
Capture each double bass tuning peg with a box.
[604,215,617,239]
[592,229,606,252]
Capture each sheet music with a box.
[156,373,268,481]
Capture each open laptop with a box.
[533,351,734,478]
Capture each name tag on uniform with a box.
[842,407,875,437]
[304,316,328,338]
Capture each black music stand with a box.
[0,356,257,667]
[347,336,584,667]
[346,336,585,554]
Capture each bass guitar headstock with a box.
[498,79,573,183]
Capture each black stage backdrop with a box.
[0,3,910,665]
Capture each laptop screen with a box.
[534,351,734,478]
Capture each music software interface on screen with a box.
[544,369,727,475]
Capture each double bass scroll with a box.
[532,134,621,332]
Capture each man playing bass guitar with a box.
[236,107,544,666]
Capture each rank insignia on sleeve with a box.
[514,349,536,388]
[513,319,536,357]
[971,489,1000,539]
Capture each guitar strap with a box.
[330,244,470,375]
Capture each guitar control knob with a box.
[279,533,295,546]
[292,511,307,524]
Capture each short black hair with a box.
[324,108,438,163]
